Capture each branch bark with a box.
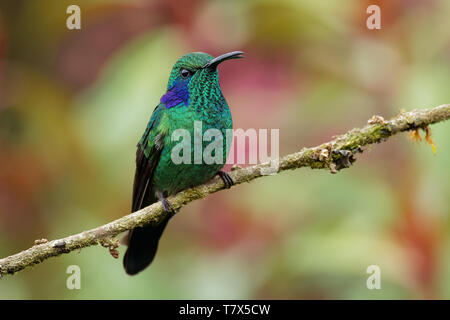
[1,104,449,276]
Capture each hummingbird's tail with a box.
[123,215,171,275]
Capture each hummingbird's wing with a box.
[131,103,166,212]
[124,103,171,275]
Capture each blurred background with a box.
[0,0,449,299]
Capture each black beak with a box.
[202,51,244,69]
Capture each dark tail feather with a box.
[123,215,171,275]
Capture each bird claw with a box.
[161,198,175,214]
[217,170,234,188]
[156,191,176,216]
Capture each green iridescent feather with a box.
[123,51,241,275]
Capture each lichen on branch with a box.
[0,104,449,276]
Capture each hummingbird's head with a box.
[162,51,243,109]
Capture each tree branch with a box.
[1,104,449,276]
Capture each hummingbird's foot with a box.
[155,190,176,216]
[217,170,234,189]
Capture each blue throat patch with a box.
[160,79,189,109]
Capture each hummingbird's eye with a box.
[180,68,191,79]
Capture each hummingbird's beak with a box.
[202,51,244,69]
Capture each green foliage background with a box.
[0,0,449,299]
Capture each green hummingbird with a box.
[123,51,243,275]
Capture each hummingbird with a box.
[123,51,243,275]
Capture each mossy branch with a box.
[1,104,449,276]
